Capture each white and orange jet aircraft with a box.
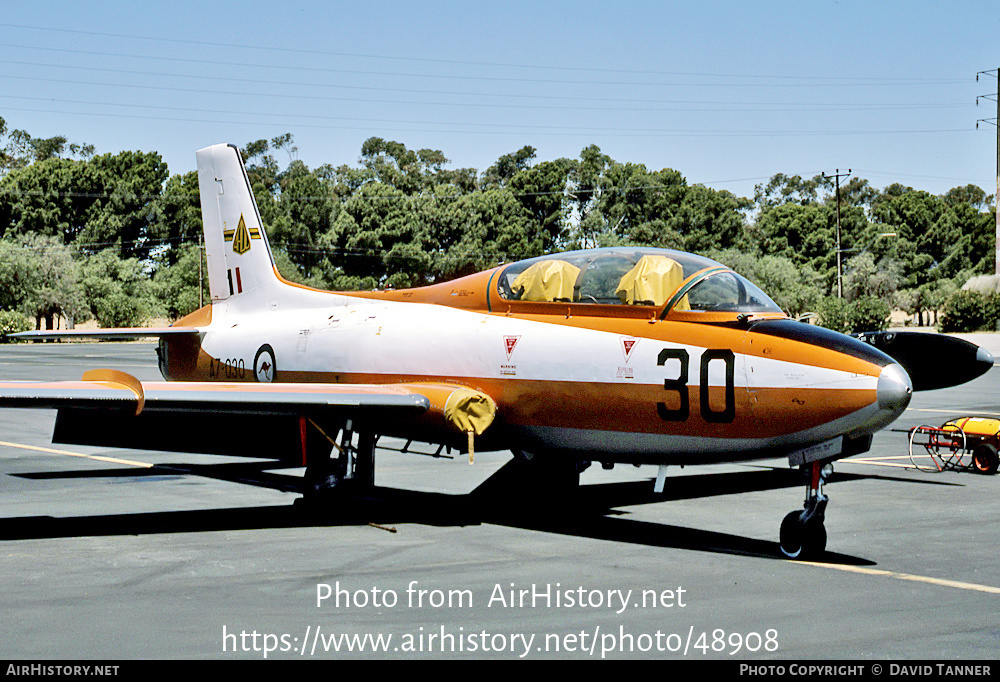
[0,144,992,559]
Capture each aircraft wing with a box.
[11,327,201,341]
[0,370,496,459]
[0,370,429,415]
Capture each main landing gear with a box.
[295,417,376,512]
[779,459,833,560]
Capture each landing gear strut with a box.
[779,460,832,560]
[297,417,375,511]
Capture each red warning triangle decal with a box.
[504,335,521,359]
[621,337,637,362]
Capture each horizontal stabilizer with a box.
[12,327,201,341]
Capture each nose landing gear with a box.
[779,460,833,560]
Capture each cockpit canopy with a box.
[495,247,783,316]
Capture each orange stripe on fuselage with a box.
[226,370,874,440]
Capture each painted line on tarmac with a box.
[0,440,153,468]
[842,455,940,470]
[906,407,1000,418]
[799,561,1000,595]
[3,441,995,596]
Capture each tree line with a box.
[0,115,996,336]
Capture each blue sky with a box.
[1,0,998,201]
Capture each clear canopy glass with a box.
[495,247,783,315]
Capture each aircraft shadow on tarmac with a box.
[4,454,961,565]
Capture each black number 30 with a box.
[657,348,736,423]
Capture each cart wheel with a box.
[972,443,999,475]
[939,421,968,469]
[909,425,952,472]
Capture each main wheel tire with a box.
[779,511,827,560]
[972,443,999,475]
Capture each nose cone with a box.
[977,345,994,368]
[877,362,912,418]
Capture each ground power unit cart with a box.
[907,417,1000,475]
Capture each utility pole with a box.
[823,169,851,298]
[977,69,999,276]
[199,232,204,309]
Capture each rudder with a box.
[196,143,280,303]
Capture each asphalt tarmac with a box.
[0,341,998,661]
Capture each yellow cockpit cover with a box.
[615,255,689,309]
[511,259,581,302]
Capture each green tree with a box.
[268,159,336,276]
[940,289,1000,332]
[0,309,31,342]
[590,163,686,244]
[481,146,537,188]
[152,243,208,319]
[81,250,162,328]
[78,150,169,259]
[817,296,852,333]
[0,234,87,329]
[0,149,168,260]
[0,118,94,177]
[151,170,202,265]
[328,183,423,282]
[432,187,540,278]
[848,296,891,332]
[506,158,574,251]
[816,296,889,333]
[566,145,611,248]
[356,137,462,195]
[709,249,824,317]
[753,173,825,209]
[841,252,902,303]
[870,185,948,288]
[668,184,749,253]
[751,202,836,287]
[0,156,98,242]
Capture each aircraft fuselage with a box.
[161,289,910,466]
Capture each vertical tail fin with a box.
[196,143,280,303]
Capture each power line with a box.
[4,43,965,90]
[0,83,967,115]
[0,23,969,85]
[0,103,973,139]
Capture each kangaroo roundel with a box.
[254,344,276,383]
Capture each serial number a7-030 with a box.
[209,356,246,379]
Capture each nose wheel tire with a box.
[779,511,827,560]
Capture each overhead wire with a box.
[0,79,968,114]
[0,22,968,85]
[0,21,985,195]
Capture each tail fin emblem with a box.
[230,214,252,255]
